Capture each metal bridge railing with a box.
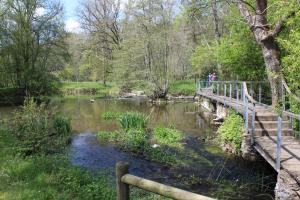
[196,80,300,172]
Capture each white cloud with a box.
[65,18,81,33]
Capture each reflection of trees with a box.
[149,104,170,127]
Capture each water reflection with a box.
[51,98,214,136]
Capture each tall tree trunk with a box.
[211,0,220,42]
[235,0,285,106]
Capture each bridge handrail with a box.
[282,80,300,103]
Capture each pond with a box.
[0,97,276,199]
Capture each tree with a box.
[80,0,121,85]
[234,0,300,105]
[0,0,67,95]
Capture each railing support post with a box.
[229,83,232,101]
[245,97,249,131]
[281,81,285,111]
[116,161,130,200]
[276,116,282,172]
[259,83,262,103]
[236,82,239,101]
[251,104,256,145]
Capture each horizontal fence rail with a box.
[116,161,215,200]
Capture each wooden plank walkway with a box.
[197,89,300,183]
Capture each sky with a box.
[61,0,81,33]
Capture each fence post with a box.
[224,83,227,97]
[116,161,130,200]
[276,116,282,171]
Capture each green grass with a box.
[0,121,168,200]
[169,80,196,96]
[61,82,110,89]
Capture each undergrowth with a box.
[217,111,245,152]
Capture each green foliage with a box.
[169,80,196,96]
[10,98,72,155]
[97,129,178,166]
[217,111,245,151]
[0,0,66,95]
[101,111,123,120]
[118,112,147,131]
[190,8,266,81]
[52,115,71,137]
[153,125,183,147]
[278,10,300,94]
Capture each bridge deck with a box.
[197,90,300,183]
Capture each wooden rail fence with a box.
[116,161,215,200]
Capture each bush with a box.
[217,111,245,151]
[153,126,183,147]
[10,98,72,155]
[118,112,147,131]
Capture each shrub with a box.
[10,98,72,155]
[118,112,147,131]
[153,125,183,147]
[217,111,245,151]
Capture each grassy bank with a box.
[60,82,113,97]
[169,80,196,96]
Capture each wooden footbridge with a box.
[196,80,300,183]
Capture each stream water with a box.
[0,97,277,199]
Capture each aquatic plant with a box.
[53,115,71,136]
[118,112,147,131]
[101,111,122,120]
[217,110,245,151]
[153,125,183,147]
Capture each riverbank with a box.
[0,98,277,199]
[59,80,196,98]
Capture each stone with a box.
[241,134,257,161]
[275,170,300,200]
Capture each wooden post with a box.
[116,161,129,200]
[276,116,282,171]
